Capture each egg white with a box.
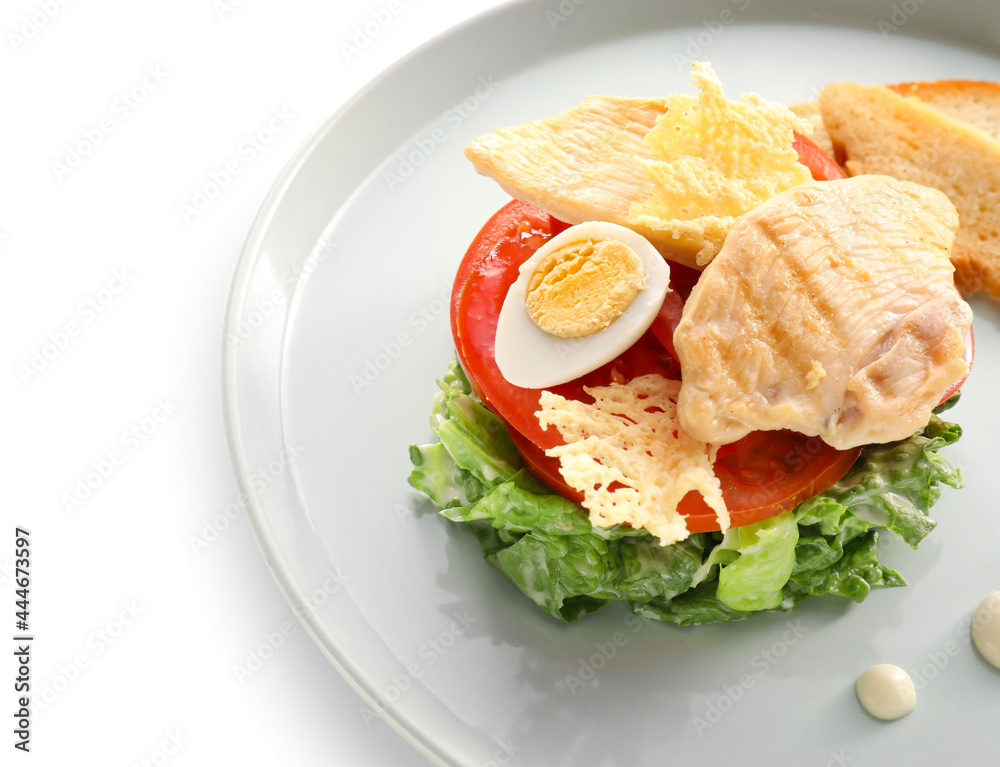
[494,221,670,389]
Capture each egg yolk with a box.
[524,238,646,338]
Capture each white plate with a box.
[222,1,1000,763]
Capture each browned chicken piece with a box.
[466,63,814,270]
[674,175,972,450]
[465,96,679,253]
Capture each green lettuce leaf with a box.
[407,357,965,625]
[717,513,799,611]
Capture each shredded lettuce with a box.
[408,358,965,625]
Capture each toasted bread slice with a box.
[820,81,1000,298]
[789,101,836,159]
[888,79,1000,142]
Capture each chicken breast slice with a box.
[674,175,972,450]
[465,96,678,252]
[465,63,813,270]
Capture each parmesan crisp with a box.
[628,61,813,264]
[536,374,729,546]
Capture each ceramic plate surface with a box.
[223,1,1000,763]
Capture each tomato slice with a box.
[792,131,847,181]
[451,192,861,531]
[680,432,861,531]
[451,201,680,450]
[508,422,861,531]
[649,288,685,363]
[507,425,584,505]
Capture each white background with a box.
[3,0,508,764]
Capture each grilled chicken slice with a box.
[675,175,972,450]
[465,96,676,253]
[465,64,814,269]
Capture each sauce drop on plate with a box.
[972,591,1000,670]
[856,664,916,720]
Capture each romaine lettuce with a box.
[408,358,964,625]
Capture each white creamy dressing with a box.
[972,591,1000,670]
[856,664,916,720]
[856,591,1000,721]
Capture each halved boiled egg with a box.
[495,221,670,389]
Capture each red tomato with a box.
[507,413,861,531]
[450,201,680,450]
[648,288,685,362]
[792,131,847,181]
[451,199,864,531]
[682,432,861,531]
[451,127,974,530]
[506,426,585,505]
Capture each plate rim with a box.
[220,1,1000,763]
